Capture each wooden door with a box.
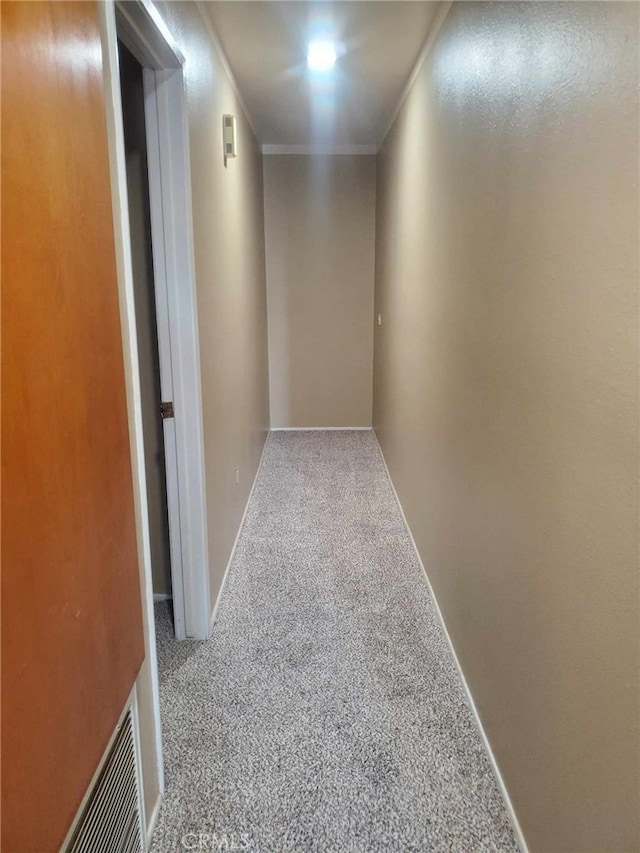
[1,3,145,849]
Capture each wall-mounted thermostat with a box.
[222,114,237,160]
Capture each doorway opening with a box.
[113,0,210,644]
[118,39,174,621]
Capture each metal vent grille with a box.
[67,709,142,853]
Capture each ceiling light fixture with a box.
[307,40,337,72]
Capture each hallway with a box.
[150,431,517,851]
[3,1,638,850]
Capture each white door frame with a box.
[108,0,211,642]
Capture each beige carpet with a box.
[151,430,517,852]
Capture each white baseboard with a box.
[145,792,162,851]
[372,430,529,853]
[271,426,372,431]
[152,594,172,602]
[210,430,271,629]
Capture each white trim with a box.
[271,427,372,432]
[372,431,528,853]
[116,0,183,69]
[377,1,453,151]
[263,144,377,156]
[145,792,163,850]
[115,0,211,642]
[194,0,260,141]
[153,593,173,602]
[129,687,147,849]
[210,432,271,629]
[100,0,165,811]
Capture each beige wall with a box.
[156,2,270,605]
[264,155,376,428]
[373,3,639,852]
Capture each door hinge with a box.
[160,401,174,419]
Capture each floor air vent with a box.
[66,708,143,853]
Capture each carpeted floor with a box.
[150,430,518,852]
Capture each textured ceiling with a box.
[201,2,442,148]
